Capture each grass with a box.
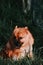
[0,1,43,64]
[0,55,43,65]
[0,22,43,65]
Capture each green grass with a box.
[0,53,43,65]
[0,21,43,65]
[0,0,43,64]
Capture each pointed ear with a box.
[25,26,28,29]
[15,25,18,28]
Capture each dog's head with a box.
[13,26,29,44]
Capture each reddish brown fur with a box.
[0,26,34,60]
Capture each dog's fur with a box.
[0,26,34,60]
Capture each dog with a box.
[0,26,34,60]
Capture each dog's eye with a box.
[20,37,22,39]
[18,37,22,40]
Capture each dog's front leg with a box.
[28,45,34,59]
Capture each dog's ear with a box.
[13,26,18,35]
[25,26,28,30]
[15,26,18,29]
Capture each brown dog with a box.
[0,26,34,60]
